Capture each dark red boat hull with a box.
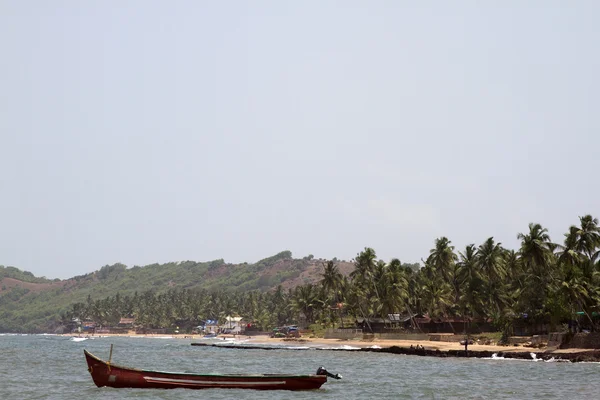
[84,350,327,390]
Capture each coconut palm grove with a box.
[54,215,600,338]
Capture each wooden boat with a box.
[84,348,341,390]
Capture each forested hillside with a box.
[2,215,599,336]
[57,215,600,339]
[0,251,354,332]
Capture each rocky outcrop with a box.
[361,345,600,362]
[190,342,600,362]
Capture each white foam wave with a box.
[322,345,361,350]
[482,353,521,361]
[483,352,570,363]
[223,339,250,345]
[530,353,542,362]
[544,357,570,363]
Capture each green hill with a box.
[0,252,354,333]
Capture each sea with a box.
[0,334,597,399]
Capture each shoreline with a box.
[62,332,600,362]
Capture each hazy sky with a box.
[1,1,598,279]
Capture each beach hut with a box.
[221,316,245,334]
[118,317,135,328]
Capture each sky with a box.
[1,1,598,279]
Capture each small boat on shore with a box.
[84,347,341,390]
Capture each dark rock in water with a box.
[190,342,600,362]
[191,343,287,350]
[361,346,600,363]
[568,352,600,363]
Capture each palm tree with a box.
[290,284,319,324]
[383,258,420,330]
[350,248,378,291]
[559,263,590,328]
[419,273,453,323]
[426,237,458,284]
[517,223,555,275]
[270,286,291,327]
[320,260,342,300]
[384,259,409,312]
[350,247,382,320]
[457,244,482,318]
[346,283,377,332]
[556,216,600,331]
[477,238,506,283]
[517,223,556,327]
[575,215,600,261]
[557,225,582,267]
[320,260,344,326]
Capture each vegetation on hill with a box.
[0,251,348,332]
[1,215,599,335]
[0,266,58,284]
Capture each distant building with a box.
[82,320,97,333]
[221,316,245,334]
[118,317,135,329]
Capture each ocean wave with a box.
[222,339,251,345]
[320,345,361,350]
[483,352,571,363]
[544,357,571,363]
[482,353,522,361]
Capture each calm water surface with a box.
[0,334,597,399]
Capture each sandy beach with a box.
[64,332,594,355]
[245,335,596,355]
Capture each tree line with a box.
[64,215,600,334]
